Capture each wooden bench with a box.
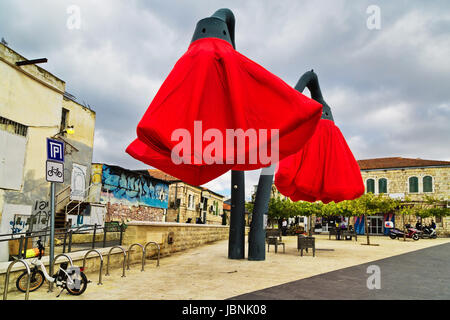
[266,229,285,253]
[328,227,338,240]
[342,230,357,241]
[297,235,315,257]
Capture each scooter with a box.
[389,224,421,241]
[16,239,89,297]
[420,224,437,239]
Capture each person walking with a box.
[281,219,288,236]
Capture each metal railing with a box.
[127,243,145,272]
[49,254,74,291]
[0,223,126,260]
[82,249,103,285]
[105,246,127,277]
[65,183,98,216]
[144,241,160,267]
[3,259,31,300]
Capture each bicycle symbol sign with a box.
[46,160,64,183]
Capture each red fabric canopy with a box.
[127,37,322,185]
[275,119,364,203]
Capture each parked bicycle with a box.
[16,239,89,297]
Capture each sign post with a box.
[46,138,65,291]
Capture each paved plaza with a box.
[4,235,450,300]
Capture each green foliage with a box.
[248,191,449,220]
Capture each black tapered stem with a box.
[191,8,235,49]
[228,170,246,259]
[248,167,274,261]
[295,70,334,121]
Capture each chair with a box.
[328,227,338,240]
[266,229,285,253]
[298,235,315,257]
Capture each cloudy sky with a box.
[1,0,449,199]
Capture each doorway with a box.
[368,215,384,235]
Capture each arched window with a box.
[378,178,387,194]
[409,177,419,193]
[423,176,433,193]
[366,179,375,193]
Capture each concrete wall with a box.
[123,221,236,256]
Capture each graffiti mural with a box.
[100,164,169,209]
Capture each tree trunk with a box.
[309,215,313,236]
[403,213,406,241]
[365,214,370,245]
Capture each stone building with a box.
[0,43,96,261]
[87,164,170,224]
[148,169,224,225]
[357,157,450,236]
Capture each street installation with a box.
[275,70,364,203]
[126,10,322,186]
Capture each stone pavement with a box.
[230,242,450,299]
[4,235,450,300]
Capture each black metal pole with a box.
[92,223,97,249]
[228,170,245,259]
[248,166,275,261]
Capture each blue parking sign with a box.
[47,138,64,162]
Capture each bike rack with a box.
[126,243,145,272]
[82,249,104,285]
[49,254,74,292]
[3,259,31,300]
[105,246,127,277]
[144,241,160,267]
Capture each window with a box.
[378,178,387,194]
[423,176,433,193]
[409,177,419,193]
[366,179,375,193]
[60,108,69,136]
[188,194,192,209]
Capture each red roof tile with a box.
[147,169,180,182]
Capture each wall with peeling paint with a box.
[0,43,96,261]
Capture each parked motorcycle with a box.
[419,224,437,239]
[389,224,421,241]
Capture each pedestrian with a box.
[281,219,288,236]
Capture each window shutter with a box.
[378,178,387,194]
[409,177,418,193]
[366,179,375,193]
[423,176,432,193]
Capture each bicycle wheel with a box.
[16,270,45,292]
[66,271,88,295]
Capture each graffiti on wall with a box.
[100,165,169,209]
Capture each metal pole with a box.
[228,170,245,259]
[49,182,55,282]
[248,165,275,261]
